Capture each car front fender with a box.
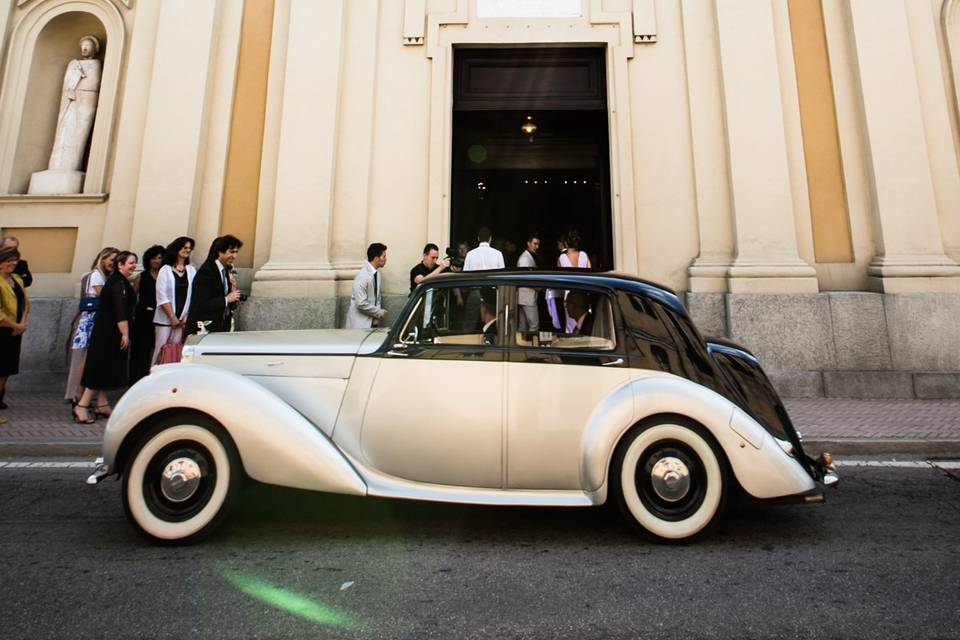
[102,364,366,496]
[580,373,815,500]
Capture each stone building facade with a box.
[1,0,959,397]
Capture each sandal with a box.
[72,404,95,424]
[94,404,113,419]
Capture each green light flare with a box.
[222,570,359,630]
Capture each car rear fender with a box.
[102,364,366,496]
[581,373,815,499]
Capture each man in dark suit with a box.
[564,290,594,337]
[186,235,243,334]
[1,237,31,287]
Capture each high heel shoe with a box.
[72,404,95,424]
[94,404,113,419]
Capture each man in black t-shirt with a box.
[409,243,450,293]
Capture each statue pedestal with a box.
[27,169,84,195]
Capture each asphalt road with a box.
[1,461,958,639]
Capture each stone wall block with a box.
[20,298,70,375]
[823,371,915,399]
[727,294,835,371]
[238,298,337,332]
[883,294,960,370]
[767,371,824,398]
[913,373,960,399]
[827,292,891,370]
[685,293,727,337]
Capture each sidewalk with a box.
[1,393,959,457]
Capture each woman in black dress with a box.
[74,251,138,424]
[0,246,29,424]
[129,245,164,384]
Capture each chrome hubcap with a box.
[159,457,203,503]
[650,456,691,502]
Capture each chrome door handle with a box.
[386,350,409,357]
[266,361,284,367]
[602,358,624,366]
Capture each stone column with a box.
[682,0,734,293]
[848,0,960,292]
[714,0,818,293]
[251,0,346,297]
[128,0,221,252]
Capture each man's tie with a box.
[373,270,379,300]
[221,267,229,294]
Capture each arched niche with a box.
[0,0,124,194]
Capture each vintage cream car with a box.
[89,271,837,544]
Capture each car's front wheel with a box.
[612,418,728,542]
[122,414,240,544]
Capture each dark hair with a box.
[565,230,582,250]
[207,234,243,262]
[163,236,195,266]
[422,243,439,255]
[367,242,387,262]
[0,246,20,263]
[143,244,165,266]
[526,230,541,243]
[478,226,492,242]
[114,251,138,268]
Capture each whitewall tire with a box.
[122,415,240,544]
[613,419,728,542]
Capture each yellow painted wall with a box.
[0,226,77,272]
[220,0,275,268]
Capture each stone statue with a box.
[28,36,103,195]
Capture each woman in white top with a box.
[65,247,118,405]
[557,230,591,334]
[152,236,197,364]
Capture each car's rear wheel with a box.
[612,418,728,542]
[122,414,239,544]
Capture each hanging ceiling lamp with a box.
[520,115,537,142]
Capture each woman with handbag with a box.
[152,236,196,364]
[74,251,138,424]
[64,246,117,408]
[0,246,29,424]
[128,244,164,384]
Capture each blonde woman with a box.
[65,246,117,408]
[0,246,29,424]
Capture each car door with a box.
[505,283,630,490]
[361,283,506,488]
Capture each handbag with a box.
[78,272,99,312]
[157,332,184,364]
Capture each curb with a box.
[804,438,960,457]
[1,438,959,460]
[0,441,101,458]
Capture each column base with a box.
[27,169,84,195]
[251,262,340,297]
[690,258,820,293]
[867,255,960,293]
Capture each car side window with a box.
[399,285,501,346]
[513,286,616,350]
[618,293,684,372]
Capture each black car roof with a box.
[423,269,687,315]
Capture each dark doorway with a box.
[451,48,613,270]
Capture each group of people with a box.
[62,235,245,424]
[345,226,594,340]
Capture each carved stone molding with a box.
[404,0,656,48]
[18,0,131,8]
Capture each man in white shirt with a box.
[346,243,387,329]
[516,231,540,332]
[463,227,505,271]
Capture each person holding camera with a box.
[409,243,450,293]
[185,235,244,335]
